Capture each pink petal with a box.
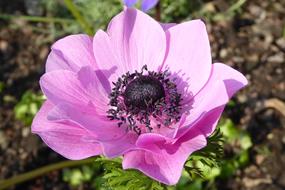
[136,133,174,153]
[163,20,212,98]
[32,101,102,160]
[93,8,166,82]
[40,67,109,115]
[123,127,206,185]
[93,30,125,83]
[47,102,138,158]
[149,115,185,139]
[177,63,248,138]
[41,66,137,158]
[160,23,176,31]
[101,132,138,158]
[46,34,96,72]
[45,49,71,72]
[47,103,126,141]
[77,66,111,106]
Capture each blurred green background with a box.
[0,0,285,189]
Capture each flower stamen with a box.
[107,65,182,135]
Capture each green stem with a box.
[63,0,94,35]
[0,14,74,24]
[228,0,247,13]
[213,0,247,21]
[0,158,94,190]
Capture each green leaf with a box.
[185,129,224,181]
[238,150,250,166]
[14,91,45,126]
[186,180,203,190]
[95,157,167,190]
[227,100,236,107]
[240,133,252,150]
[219,119,238,140]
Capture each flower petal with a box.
[77,66,111,105]
[100,132,137,158]
[142,0,159,11]
[163,20,212,98]
[177,63,248,138]
[46,34,96,72]
[136,133,173,153]
[93,8,166,80]
[93,30,124,83]
[32,101,102,160]
[160,23,176,31]
[47,103,126,141]
[123,127,206,185]
[45,49,71,72]
[40,67,109,115]
[123,0,137,7]
[47,103,138,158]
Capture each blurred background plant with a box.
[1,0,285,189]
[14,91,45,126]
[0,0,247,38]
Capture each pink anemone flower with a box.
[32,8,247,185]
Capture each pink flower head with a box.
[32,8,247,185]
[123,0,159,11]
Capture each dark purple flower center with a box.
[107,65,182,135]
[124,76,165,111]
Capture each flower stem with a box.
[155,1,161,21]
[63,0,94,35]
[228,0,247,13]
[0,158,94,190]
[0,14,74,24]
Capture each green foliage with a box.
[1,0,247,42]
[40,0,123,38]
[193,129,224,166]
[219,119,252,150]
[63,164,100,186]
[218,118,252,178]
[74,0,122,31]
[41,0,71,18]
[227,100,236,107]
[14,91,45,126]
[91,129,225,190]
[159,0,247,23]
[181,118,253,188]
[0,81,4,93]
[159,0,204,22]
[184,129,224,180]
[63,0,94,35]
[95,157,166,190]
